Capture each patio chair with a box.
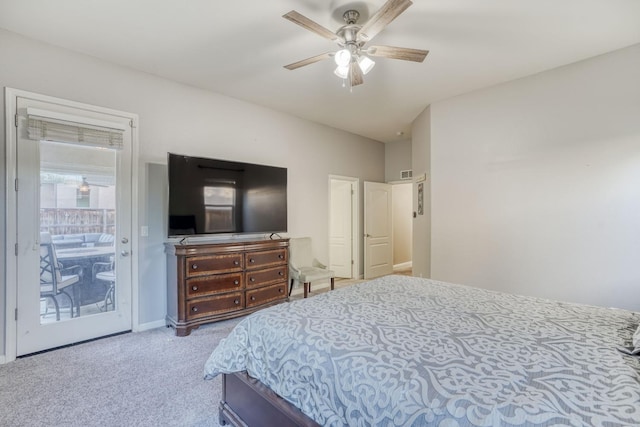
[40,232,82,320]
[92,257,115,311]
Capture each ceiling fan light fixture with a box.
[334,65,349,79]
[357,55,375,75]
[78,176,90,192]
[283,0,427,89]
[77,176,91,198]
[334,48,351,67]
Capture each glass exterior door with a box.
[15,95,132,356]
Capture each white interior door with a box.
[364,181,393,279]
[329,178,354,278]
[14,95,133,356]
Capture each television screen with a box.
[167,153,287,237]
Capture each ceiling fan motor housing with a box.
[343,10,360,24]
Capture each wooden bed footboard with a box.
[220,372,320,427]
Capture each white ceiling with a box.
[1,0,639,143]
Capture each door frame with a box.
[328,175,360,279]
[4,87,140,363]
[389,180,413,272]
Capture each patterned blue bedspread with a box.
[204,275,640,426]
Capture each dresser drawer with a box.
[187,292,244,319]
[186,253,243,277]
[245,248,287,270]
[186,273,243,298]
[245,266,288,289]
[246,283,287,308]
[167,238,289,336]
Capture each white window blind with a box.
[27,107,126,150]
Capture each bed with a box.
[204,275,640,426]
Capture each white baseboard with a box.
[0,355,6,365]
[393,261,412,271]
[135,319,167,332]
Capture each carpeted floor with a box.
[0,318,241,427]
[0,271,411,426]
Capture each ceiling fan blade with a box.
[283,11,338,41]
[358,0,413,42]
[368,45,429,62]
[284,52,333,70]
[349,62,364,87]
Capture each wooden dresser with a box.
[166,238,289,336]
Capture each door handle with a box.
[365,234,371,238]
[121,250,130,257]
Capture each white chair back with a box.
[289,237,314,268]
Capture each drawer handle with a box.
[233,260,239,265]
[249,258,255,263]
[250,277,255,282]
[192,264,198,270]
[192,306,198,312]
[192,285,198,291]
[279,288,284,293]
[251,296,256,301]
[278,271,283,276]
[278,254,284,259]
[234,299,240,305]
[234,280,239,285]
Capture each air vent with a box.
[400,170,413,180]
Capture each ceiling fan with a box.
[283,0,428,88]
[77,176,111,190]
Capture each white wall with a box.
[427,43,640,312]
[411,106,431,278]
[0,29,384,357]
[385,140,411,182]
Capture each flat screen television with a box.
[167,153,287,237]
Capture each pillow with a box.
[83,233,102,243]
[98,233,114,243]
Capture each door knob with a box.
[121,237,129,244]
[121,250,130,257]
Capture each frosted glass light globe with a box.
[334,65,349,79]
[358,55,375,75]
[334,49,351,67]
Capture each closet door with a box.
[329,177,355,278]
[364,181,393,279]
[13,93,134,356]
